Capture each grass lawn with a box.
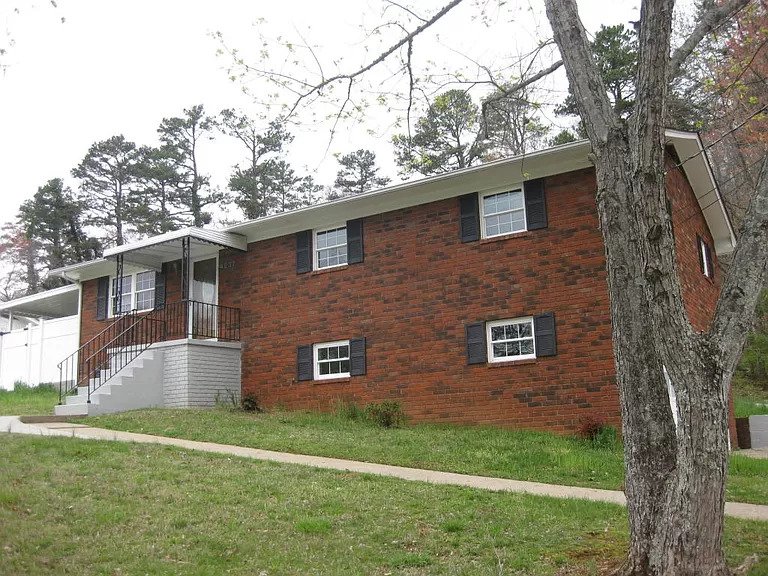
[1,434,766,576]
[0,384,58,416]
[733,376,768,418]
[88,408,768,506]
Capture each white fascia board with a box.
[227,140,594,244]
[665,131,736,255]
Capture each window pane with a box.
[519,323,532,338]
[339,345,349,358]
[340,360,350,373]
[136,271,155,291]
[136,291,154,310]
[492,343,506,358]
[320,363,330,375]
[520,339,534,355]
[328,346,339,360]
[491,326,504,342]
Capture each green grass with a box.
[88,407,768,505]
[733,376,768,418]
[0,383,58,416]
[1,434,766,575]
[735,396,768,418]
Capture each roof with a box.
[52,228,248,281]
[0,284,79,319]
[50,131,736,283]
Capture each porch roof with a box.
[0,284,79,319]
[51,228,247,281]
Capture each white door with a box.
[190,257,218,338]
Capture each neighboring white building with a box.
[0,284,80,390]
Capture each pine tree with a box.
[71,135,140,246]
[333,149,390,196]
[157,105,222,227]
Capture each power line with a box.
[667,104,768,174]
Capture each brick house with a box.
[48,130,735,435]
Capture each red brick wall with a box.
[218,168,620,432]
[666,156,722,331]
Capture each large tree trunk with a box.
[544,0,765,574]
[595,143,731,575]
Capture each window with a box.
[110,271,155,315]
[698,237,713,279]
[315,226,348,269]
[481,189,526,238]
[487,317,535,362]
[314,340,351,380]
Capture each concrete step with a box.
[54,402,89,416]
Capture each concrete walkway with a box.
[2,415,767,522]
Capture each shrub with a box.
[241,392,263,413]
[335,400,365,422]
[365,401,406,428]
[579,416,619,449]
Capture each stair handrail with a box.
[56,308,165,405]
[80,312,166,403]
[56,309,143,404]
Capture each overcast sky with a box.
[0,0,645,228]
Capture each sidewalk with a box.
[2,415,767,522]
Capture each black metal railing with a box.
[57,299,241,405]
[162,299,241,342]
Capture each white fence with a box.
[0,316,79,390]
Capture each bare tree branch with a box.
[383,0,428,23]
[481,60,564,107]
[283,0,467,118]
[668,0,752,80]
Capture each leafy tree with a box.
[253,159,319,213]
[130,146,188,236]
[17,178,100,282]
[0,224,38,297]
[556,24,637,119]
[333,149,390,197]
[71,135,140,246]
[392,89,486,176]
[481,88,550,159]
[218,111,294,219]
[548,129,579,146]
[157,105,222,227]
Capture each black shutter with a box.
[704,241,714,279]
[534,312,557,357]
[459,193,480,242]
[296,230,312,274]
[96,276,109,321]
[465,322,487,365]
[349,337,366,376]
[297,345,313,381]
[524,178,548,230]
[154,268,166,310]
[347,219,364,264]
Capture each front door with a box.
[190,257,218,338]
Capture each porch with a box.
[52,228,247,416]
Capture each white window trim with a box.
[314,225,349,271]
[699,238,712,278]
[479,188,527,239]
[313,339,351,380]
[108,270,155,317]
[486,317,536,363]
